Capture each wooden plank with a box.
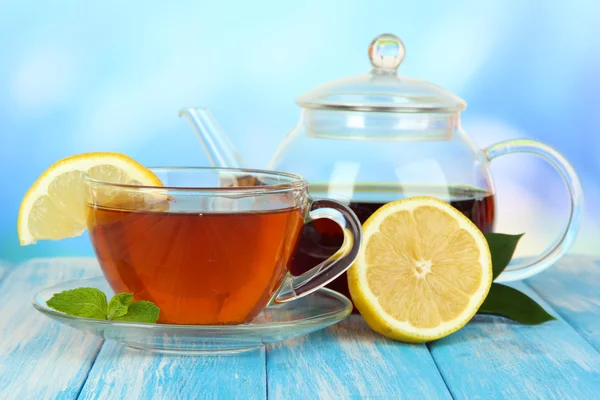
[0,258,104,400]
[0,260,12,283]
[78,341,266,399]
[429,281,600,400]
[527,255,600,352]
[267,315,451,400]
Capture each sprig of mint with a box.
[46,288,160,323]
[477,233,556,325]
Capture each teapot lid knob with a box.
[296,32,467,112]
[368,33,405,72]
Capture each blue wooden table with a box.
[0,255,599,399]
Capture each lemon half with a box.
[348,196,492,343]
[18,152,162,245]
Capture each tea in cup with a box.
[85,167,362,325]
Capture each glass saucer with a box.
[33,276,352,355]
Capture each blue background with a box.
[1,1,598,262]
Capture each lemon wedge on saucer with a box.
[347,196,492,343]
[18,152,163,246]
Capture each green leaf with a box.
[46,287,108,320]
[484,233,524,280]
[114,300,160,323]
[107,292,134,320]
[478,283,556,325]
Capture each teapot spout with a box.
[179,107,247,168]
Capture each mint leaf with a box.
[46,287,160,323]
[46,288,108,320]
[114,300,160,323]
[478,283,556,325]
[484,233,524,280]
[107,292,133,320]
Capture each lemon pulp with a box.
[348,196,492,343]
[18,152,162,245]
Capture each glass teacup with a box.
[84,167,362,325]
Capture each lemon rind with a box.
[348,196,493,342]
[17,152,162,245]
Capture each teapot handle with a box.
[483,139,584,282]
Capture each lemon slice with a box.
[347,196,492,343]
[18,152,163,246]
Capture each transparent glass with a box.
[178,32,583,305]
[33,276,352,355]
[84,167,361,325]
[268,110,583,285]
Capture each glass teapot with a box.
[180,33,583,300]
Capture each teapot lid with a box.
[296,33,466,113]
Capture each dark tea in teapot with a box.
[289,183,495,311]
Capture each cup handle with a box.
[274,199,363,303]
[483,139,584,282]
